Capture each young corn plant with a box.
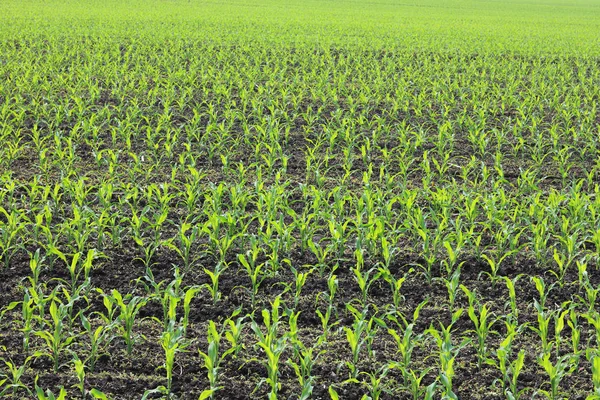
[551,247,574,287]
[165,221,201,272]
[28,248,45,288]
[352,249,380,305]
[80,314,115,372]
[503,276,521,323]
[486,319,527,399]
[198,320,239,399]
[354,363,396,400]
[577,263,599,313]
[281,266,312,310]
[441,238,465,277]
[181,285,204,336]
[583,311,600,351]
[25,283,57,326]
[223,309,245,359]
[21,290,37,355]
[378,266,412,312]
[155,278,183,331]
[364,312,386,362]
[204,262,228,304]
[250,296,288,400]
[34,377,67,400]
[537,353,577,400]
[531,299,553,356]
[307,237,334,277]
[407,208,439,284]
[501,349,526,400]
[238,251,267,308]
[137,267,199,332]
[551,307,570,360]
[426,309,468,400]
[387,321,428,394]
[0,206,26,269]
[385,299,428,392]
[589,354,600,398]
[461,285,497,369]
[443,268,462,311]
[566,308,581,358]
[286,327,322,400]
[0,356,33,397]
[401,367,436,400]
[72,355,87,399]
[532,276,555,311]
[480,250,517,287]
[131,206,169,268]
[315,272,339,345]
[156,323,190,397]
[343,304,385,379]
[2,290,38,354]
[202,213,240,266]
[34,300,79,373]
[97,289,147,356]
[48,247,99,294]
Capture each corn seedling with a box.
[426,309,468,400]
[34,300,79,372]
[250,296,288,400]
[315,273,339,345]
[204,262,228,304]
[160,324,189,396]
[537,353,577,400]
[461,285,497,369]
[72,355,86,399]
[238,251,267,308]
[98,289,147,356]
[80,314,115,372]
[0,356,33,397]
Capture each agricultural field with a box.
[1,0,600,398]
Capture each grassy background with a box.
[1,0,599,54]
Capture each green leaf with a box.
[328,386,339,400]
[424,382,437,400]
[198,389,216,400]
[90,389,109,399]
